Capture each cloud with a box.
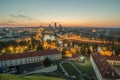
[18,15,28,18]
[0,22,11,25]
[8,21,15,23]
[27,18,33,20]
[0,21,15,26]
[10,15,18,18]
[10,14,32,20]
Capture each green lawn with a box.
[62,62,79,77]
[56,63,64,74]
[73,61,95,77]
[0,74,63,80]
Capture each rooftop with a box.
[72,54,80,58]
[0,49,60,61]
[91,52,120,79]
[103,55,120,61]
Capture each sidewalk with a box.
[22,65,57,75]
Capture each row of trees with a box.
[100,35,120,44]
[61,41,98,56]
[0,36,44,54]
[61,41,120,56]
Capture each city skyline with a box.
[0,0,120,27]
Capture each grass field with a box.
[0,74,63,80]
[73,60,95,77]
[62,62,79,77]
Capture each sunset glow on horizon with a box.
[0,0,120,27]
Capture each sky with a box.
[0,0,120,27]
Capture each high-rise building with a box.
[54,22,57,27]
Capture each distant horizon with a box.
[0,26,120,28]
[0,0,120,27]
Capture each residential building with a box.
[104,56,120,75]
[0,49,62,68]
[90,52,120,80]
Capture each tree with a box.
[80,44,86,55]
[46,39,52,44]
[7,40,18,47]
[61,48,66,57]
[67,42,70,47]
[116,37,120,44]
[92,43,98,52]
[31,36,35,49]
[37,44,44,51]
[43,57,51,67]
[31,36,41,49]
[87,48,91,56]
[114,46,120,56]
[18,41,27,46]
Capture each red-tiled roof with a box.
[91,52,120,79]
[103,55,120,61]
[0,49,60,61]
[72,54,80,58]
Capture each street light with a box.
[9,47,13,51]
[24,46,27,49]
[2,50,5,53]
[9,46,13,53]
[80,56,84,60]
[80,56,85,63]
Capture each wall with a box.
[0,53,62,68]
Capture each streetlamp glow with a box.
[25,46,27,49]
[80,56,84,60]
[9,47,13,51]
[1,49,5,54]
[9,46,14,53]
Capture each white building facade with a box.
[0,49,62,68]
[90,52,120,80]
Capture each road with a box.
[58,35,120,45]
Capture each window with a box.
[34,57,35,62]
[31,57,32,62]
[4,63,7,67]
[10,60,12,66]
[37,56,39,62]
[20,59,22,64]
[15,60,17,64]
[25,58,27,63]
[27,58,28,63]
[1,61,3,65]
[28,58,30,63]
[1,61,3,67]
